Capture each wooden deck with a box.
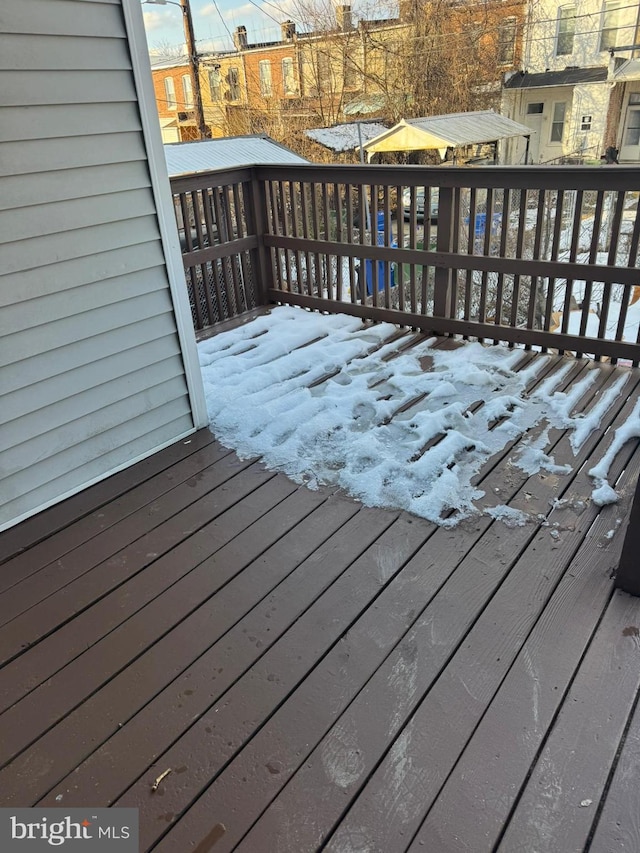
[2,332,640,852]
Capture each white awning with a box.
[364,111,532,160]
[614,59,640,81]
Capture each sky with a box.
[198,306,640,528]
[142,0,397,58]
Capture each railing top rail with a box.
[169,166,255,193]
[252,163,640,192]
[168,162,640,194]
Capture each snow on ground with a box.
[199,307,639,527]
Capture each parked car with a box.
[402,186,439,221]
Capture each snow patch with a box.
[199,308,634,526]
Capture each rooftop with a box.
[164,135,308,177]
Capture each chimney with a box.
[233,25,248,51]
[281,20,296,41]
[336,5,353,31]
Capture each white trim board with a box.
[121,0,208,430]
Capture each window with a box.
[556,5,576,56]
[550,102,566,142]
[527,102,544,114]
[259,60,272,97]
[600,0,623,51]
[228,66,240,101]
[497,17,517,64]
[182,74,193,109]
[164,77,177,110]
[282,57,296,95]
[208,68,222,101]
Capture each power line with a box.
[209,0,235,42]
[244,0,286,28]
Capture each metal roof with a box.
[364,111,533,157]
[164,134,308,177]
[305,122,388,153]
[503,67,608,89]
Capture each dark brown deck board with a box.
[57,511,418,827]
[142,359,634,852]
[0,482,340,799]
[0,473,302,746]
[319,380,640,853]
[2,327,640,853]
[588,670,640,853]
[491,589,640,853]
[231,365,640,853]
[35,494,366,808]
[408,471,640,853]
[0,455,269,666]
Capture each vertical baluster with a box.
[200,188,219,323]
[599,190,626,350]
[465,186,478,329]
[345,184,357,304]
[333,183,344,303]
[509,187,528,335]
[322,182,332,301]
[559,189,584,354]
[576,189,605,357]
[526,189,546,346]
[493,187,511,340]
[232,182,252,310]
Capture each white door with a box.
[619,99,640,161]
[524,102,544,163]
[526,114,544,162]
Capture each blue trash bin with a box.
[364,216,396,295]
[468,212,502,235]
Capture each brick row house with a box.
[502,0,640,163]
[150,0,526,149]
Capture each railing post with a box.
[244,168,274,307]
[615,473,640,596]
[433,185,454,318]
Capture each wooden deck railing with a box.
[170,163,640,364]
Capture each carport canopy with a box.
[363,110,532,161]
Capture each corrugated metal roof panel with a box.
[364,111,532,156]
[164,134,308,176]
[405,111,533,146]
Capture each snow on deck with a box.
[199,307,640,526]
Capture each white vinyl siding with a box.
[0,0,196,530]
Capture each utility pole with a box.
[145,0,209,138]
[179,0,209,138]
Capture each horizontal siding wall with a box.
[0,0,195,529]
